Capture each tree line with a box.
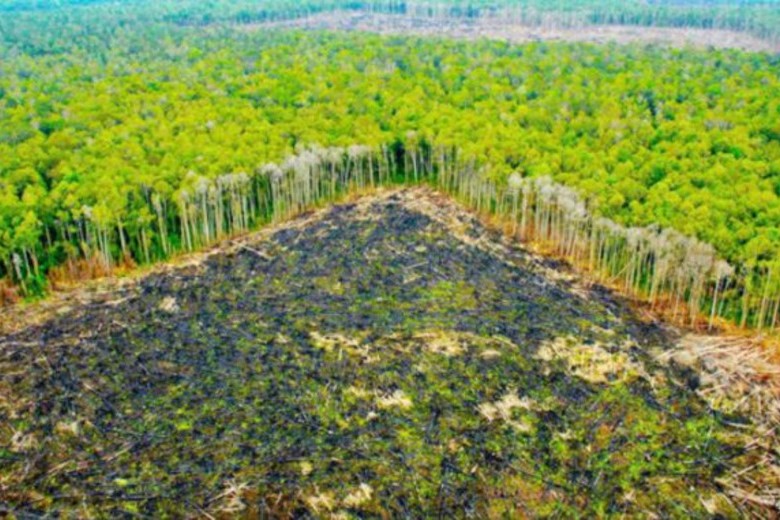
[8,135,777,330]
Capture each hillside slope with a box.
[0,189,776,517]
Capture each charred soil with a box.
[0,189,775,517]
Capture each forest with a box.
[2,1,780,329]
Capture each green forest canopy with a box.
[1,0,780,317]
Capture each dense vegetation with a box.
[1,2,780,329]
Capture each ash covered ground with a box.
[0,189,766,517]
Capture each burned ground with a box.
[0,189,769,517]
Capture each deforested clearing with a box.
[1,189,778,517]
[254,11,780,54]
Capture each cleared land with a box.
[253,11,780,53]
[1,189,778,516]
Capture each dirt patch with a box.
[246,11,780,54]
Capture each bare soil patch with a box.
[1,189,778,516]
[249,11,780,54]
